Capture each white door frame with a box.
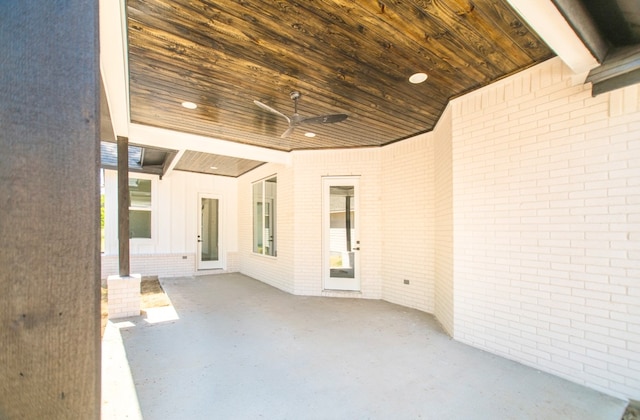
[322,176,361,291]
[197,193,224,270]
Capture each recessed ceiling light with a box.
[409,72,428,84]
[210,166,218,170]
[304,132,316,138]
[181,101,197,109]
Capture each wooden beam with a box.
[117,136,131,277]
[0,1,101,418]
[587,46,640,96]
[506,0,598,73]
[591,67,640,96]
[551,0,610,62]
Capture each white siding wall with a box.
[450,57,640,399]
[102,169,238,278]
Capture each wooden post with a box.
[0,1,101,418]
[117,136,131,277]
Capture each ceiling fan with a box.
[254,91,348,138]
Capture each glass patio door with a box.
[322,177,360,291]
[198,195,222,270]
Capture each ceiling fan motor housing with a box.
[254,90,347,138]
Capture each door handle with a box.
[353,247,360,250]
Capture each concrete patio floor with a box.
[102,273,627,419]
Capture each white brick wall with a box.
[237,149,385,299]
[237,163,296,293]
[291,148,383,299]
[102,252,240,279]
[451,57,640,399]
[102,253,196,279]
[128,56,639,401]
[434,106,454,336]
[107,274,141,319]
[381,133,434,312]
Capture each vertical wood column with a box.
[0,1,101,419]
[117,136,130,277]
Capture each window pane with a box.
[265,177,277,256]
[201,198,219,261]
[252,177,277,256]
[130,210,151,238]
[130,179,151,208]
[129,178,152,239]
[253,182,263,253]
[329,186,354,278]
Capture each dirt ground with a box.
[101,276,171,337]
[624,402,640,420]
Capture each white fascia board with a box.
[129,123,292,166]
[99,0,129,137]
[506,0,599,74]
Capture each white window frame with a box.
[252,175,277,257]
[128,174,156,243]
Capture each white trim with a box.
[99,0,129,137]
[251,176,277,257]
[322,176,361,292]
[129,123,292,166]
[163,149,186,177]
[128,173,158,246]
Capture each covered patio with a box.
[102,273,626,419]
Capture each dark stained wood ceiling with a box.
[126,0,554,152]
[173,151,265,177]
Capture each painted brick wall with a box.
[101,253,195,279]
[381,133,435,312]
[291,148,383,298]
[450,57,640,399]
[239,146,440,306]
[237,163,296,293]
[434,106,455,336]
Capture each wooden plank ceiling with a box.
[173,151,265,177]
[127,0,554,152]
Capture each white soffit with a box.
[99,0,129,137]
[507,0,599,74]
[129,123,292,166]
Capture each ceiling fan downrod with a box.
[290,91,301,113]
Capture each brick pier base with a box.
[107,274,141,319]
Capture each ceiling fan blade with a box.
[253,100,291,124]
[300,114,348,124]
[280,125,296,138]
